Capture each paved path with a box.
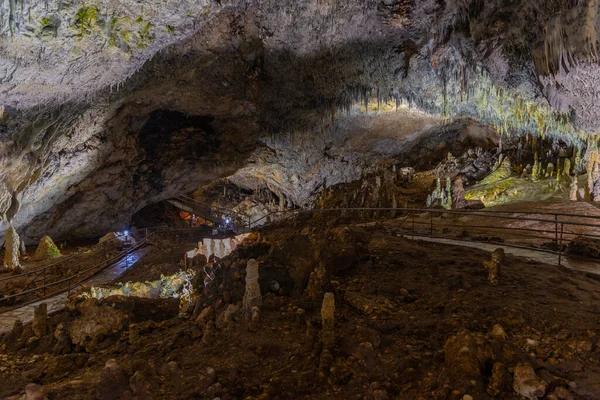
[0,247,151,334]
[409,235,600,276]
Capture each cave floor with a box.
[0,247,151,334]
[2,219,600,399]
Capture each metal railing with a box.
[168,195,252,231]
[249,206,600,268]
[0,225,239,312]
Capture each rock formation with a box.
[305,263,328,301]
[32,303,48,338]
[513,363,547,399]
[33,236,61,260]
[242,259,261,318]
[3,224,21,272]
[0,0,597,243]
[484,248,505,286]
[321,292,335,351]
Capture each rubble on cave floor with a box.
[1,218,600,399]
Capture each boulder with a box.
[513,363,547,400]
[444,329,489,387]
[33,236,61,260]
[97,359,128,400]
[68,296,179,350]
[568,236,600,259]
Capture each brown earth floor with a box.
[2,220,600,399]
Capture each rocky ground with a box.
[1,214,600,399]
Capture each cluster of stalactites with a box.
[532,0,599,77]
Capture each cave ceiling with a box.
[0,0,599,242]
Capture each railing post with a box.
[43,268,46,297]
[558,223,564,267]
[554,214,558,245]
[430,212,433,237]
[412,213,415,240]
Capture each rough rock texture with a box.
[242,259,261,318]
[444,328,489,388]
[2,223,20,271]
[321,292,335,351]
[568,236,600,259]
[32,235,61,260]
[67,295,179,350]
[0,0,598,242]
[31,303,48,338]
[513,363,547,400]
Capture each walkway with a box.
[408,235,600,276]
[0,247,151,334]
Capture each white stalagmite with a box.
[3,224,21,271]
[243,259,261,318]
[197,234,251,260]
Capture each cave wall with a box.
[0,0,598,242]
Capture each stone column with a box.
[32,303,48,338]
[305,263,327,301]
[321,292,335,350]
[3,224,21,272]
[242,259,261,318]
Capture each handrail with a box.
[252,207,600,230]
[0,226,239,310]
[0,234,127,283]
[176,195,247,220]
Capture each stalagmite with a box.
[570,176,579,201]
[218,240,227,259]
[484,248,504,286]
[321,292,335,350]
[33,236,61,260]
[242,259,261,318]
[305,263,327,301]
[32,303,48,338]
[3,224,21,272]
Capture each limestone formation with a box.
[484,248,504,286]
[52,323,72,355]
[32,303,48,338]
[3,224,21,272]
[427,177,452,209]
[33,236,62,260]
[513,363,547,400]
[587,149,600,201]
[398,167,415,184]
[570,176,579,201]
[198,233,250,260]
[490,324,507,340]
[242,259,261,318]
[443,329,487,385]
[305,263,328,301]
[487,362,507,397]
[545,162,554,178]
[321,292,335,350]
[451,176,468,209]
